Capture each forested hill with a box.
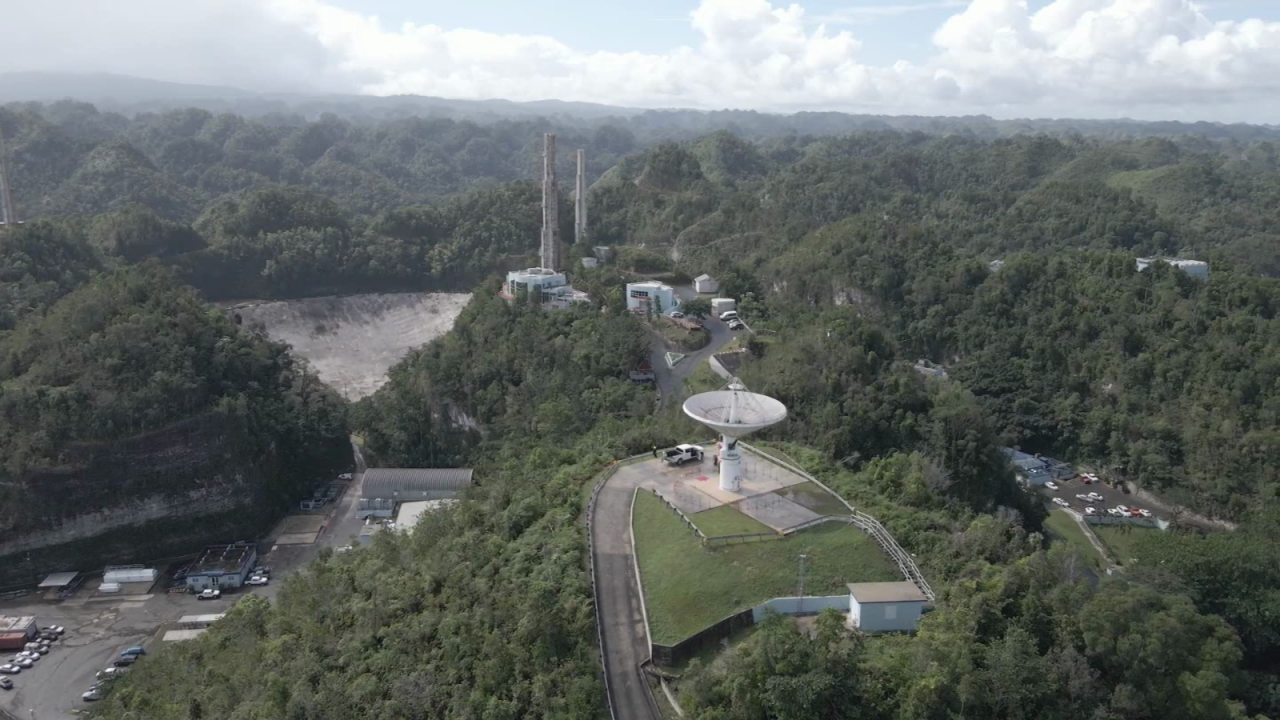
[6,73,1280,142]
[0,265,350,580]
[592,134,1280,518]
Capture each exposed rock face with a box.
[232,292,471,400]
[0,412,282,585]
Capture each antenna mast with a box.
[0,124,17,227]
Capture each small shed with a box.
[358,468,474,518]
[103,566,157,584]
[581,257,600,269]
[847,582,928,633]
[694,274,719,294]
[0,616,37,647]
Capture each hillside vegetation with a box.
[0,265,349,575]
[0,101,1274,718]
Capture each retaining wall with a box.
[752,595,848,622]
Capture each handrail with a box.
[586,462,621,720]
[740,442,935,601]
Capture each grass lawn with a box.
[1043,510,1104,568]
[684,358,724,395]
[633,490,900,644]
[777,481,852,517]
[691,504,774,537]
[1093,525,1157,566]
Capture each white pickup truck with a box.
[661,444,704,466]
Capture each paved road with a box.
[649,286,740,407]
[0,441,370,719]
[591,466,659,720]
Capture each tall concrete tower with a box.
[540,133,561,271]
[0,125,17,227]
[574,149,588,246]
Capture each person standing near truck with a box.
[651,445,658,458]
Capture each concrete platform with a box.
[615,453,810,517]
[735,492,823,532]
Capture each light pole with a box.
[797,553,808,614]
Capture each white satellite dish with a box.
[683,382,787,492]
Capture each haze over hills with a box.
[4,72,1280,142]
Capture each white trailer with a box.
[711,298,736,314]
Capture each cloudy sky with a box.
[10,0,1280,122]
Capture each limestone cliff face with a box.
[0,412,306,585]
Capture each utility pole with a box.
[797,553,808,613]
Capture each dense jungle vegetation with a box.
[2,99,1277,718]
[0,264,351,536]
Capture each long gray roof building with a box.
[361,469,474,499]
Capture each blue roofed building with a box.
[1001,448,1074,486]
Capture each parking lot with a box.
[1037,473,1162,522]
[0,464,369,719]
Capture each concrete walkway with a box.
[591,467,661,720]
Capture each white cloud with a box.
[818,1,970,25]
[6,0,1280,122]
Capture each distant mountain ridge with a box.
[2,72,1278,142]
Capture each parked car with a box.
[661,444,704,466]
[1075,494,1091,502]
[719,310,739,322]
[197,588,221,601]
[41,625,64,636]
[1115,505,1130,513]
[727,320,746,331]
[0,665,20,675]
[27,644,48,655]
[97,667,124,680]
[82,689,102,702]
[669,311,685,319]
[1085,507,1099,516]
[1107,507,1125,517]
[9,658,33,669]
[1138,508,1153,518]
[0,677,12,690]
[336,545,354,554]
[246,576,269,586]
[113,656,136,668]
[120,646,146,657]
[1045,481,1059,491]
[1052,498,1070,508]
[1087,492,1104,502]
[1079,473,1096,484]
[16,651,39,662]
[253,566,271,576]
[338,472,353,481]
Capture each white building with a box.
[694,274,719,294]
[847,582,928,633]
[1136,257,1209,281]
[627,281,679,314]
[504,268,591,310]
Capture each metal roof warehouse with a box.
[358,468,474,518]
[362,469,473,497]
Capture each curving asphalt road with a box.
[648,286,741,407]
[591,468,657,720]
[592,288,740,720]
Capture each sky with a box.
[9,0,1280,122]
